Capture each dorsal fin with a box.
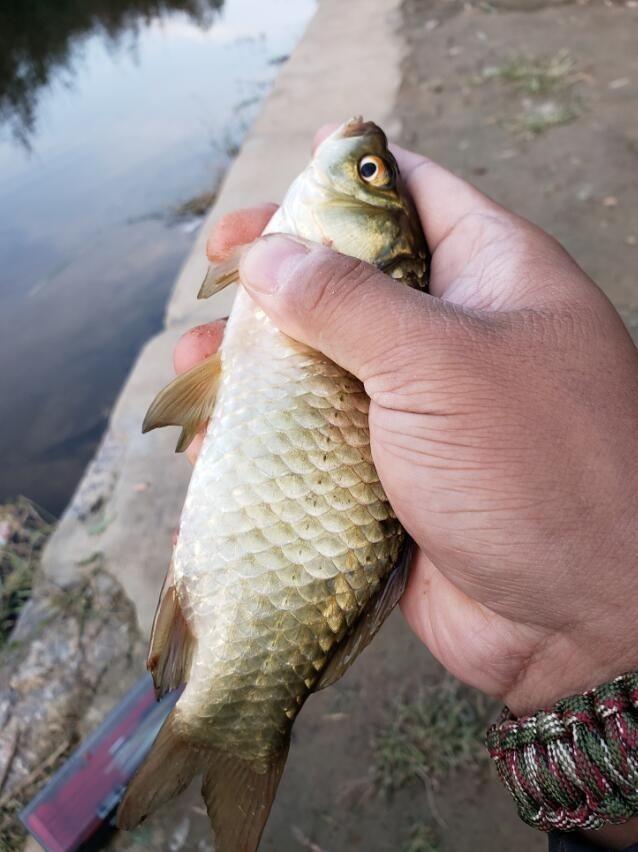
[316,536,414,691]
[147,562,195,698]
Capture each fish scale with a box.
[175,288,402,764]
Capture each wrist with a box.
[504,631,638,718]
[581,817,638,848]
[502,474,638,719]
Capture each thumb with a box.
[239,234,469,396]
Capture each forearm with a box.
[550,820,638,851]
[584,819,638,848]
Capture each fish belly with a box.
[173,288,402,766]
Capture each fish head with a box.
[296,117,429,290]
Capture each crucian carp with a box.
[118,117,429,851]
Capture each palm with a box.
[367,213,552,700]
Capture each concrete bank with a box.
[41,0,405,636]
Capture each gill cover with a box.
[197,116,429,301]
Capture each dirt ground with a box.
[263,1,638,850]
[397,0,638,343]
[14,1,638,851]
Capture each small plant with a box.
[403,823,440,852]
[481,49,576,95]
[476,49,585,138]
[512,101,581,136]
[373,678,488,796]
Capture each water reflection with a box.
[0,0,315,515]
[0,0,223,147]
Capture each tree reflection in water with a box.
[0,0,224,146]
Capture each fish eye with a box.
[358,155,391,187]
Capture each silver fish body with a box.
[176,282,402,765]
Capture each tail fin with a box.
[119,709,290,852]
[117,709,201,829]
[201,741,289,852]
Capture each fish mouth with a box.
[338,116,386,142]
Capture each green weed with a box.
[512,101,581,136]
[477,49,585,137]
[480,49,576,94]
[403,824,440,852]
[373,678,488,796]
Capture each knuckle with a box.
[207,205,275,261]
[207,210,244,260]
[319,256,377,314]
[291,251,377,320]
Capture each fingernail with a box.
[241,234,309,293]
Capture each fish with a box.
[118,117,429,851]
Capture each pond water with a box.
[0,0,315,516]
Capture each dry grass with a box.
[0,497,54,647]
[0,499,56,846]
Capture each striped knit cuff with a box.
[487,672,638,832]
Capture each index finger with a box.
[206,203,278,262]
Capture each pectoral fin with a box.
[142,352,221,452]
[147,561,195,698]
[316,536,414,691]
[198,244,246,299]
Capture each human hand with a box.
[175,138,638,719]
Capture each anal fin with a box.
[202,743,289,852]
[316,536,414,690]
[143,352,221,452]
[118,709,200,829]
[147,561,195,698]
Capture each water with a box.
[0,0,315,516]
